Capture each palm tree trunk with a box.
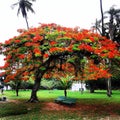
[25,16,29,29]
[100,0,105,36]
[16,88,19,96]
[64,89,67,97]
[106,59,112,97]
[80,81,84,94]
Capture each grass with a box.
[3,89,120,101]
[0,89,120,120]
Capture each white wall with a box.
[71,82,86,91]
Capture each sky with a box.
[0,0,120,66]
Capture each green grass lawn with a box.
[0,89,120,120]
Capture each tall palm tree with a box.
[104,7,120,97]
[100,0,105,36]
[11,0,36,29]
[104,6,120,42]
[97,2,120,97]
[99,0,111,97]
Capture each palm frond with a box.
[24,1,35,13]
[11,2,19,9]
[11,0,36,29]
[17,7,21,16]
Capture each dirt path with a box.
[42,102,120,119]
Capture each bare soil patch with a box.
[42,102,120,112]
[42,101,120,119]
[40,102,120,120]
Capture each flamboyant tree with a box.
[43,60,112,96]
[0,23,119,102]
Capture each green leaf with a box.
[80,58,87,63]
[40,43,50,51]
[35,61,41,65]
[90,54,98,59]
[45,31,59,40]
[67,58,75,63]
[83,39,92,43]
[19,47,27,53]
[72,44,79,51]
[57,37,71,41]
[39,66,46,71]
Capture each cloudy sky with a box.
[0,0,120,41]
[0,0,120,66]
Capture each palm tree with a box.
[99,0,105,36]
[59,74,74,97]
[94,5,120,43]
[104,6,120,42]
[104,6,120,97]
[11,0,36,29]
[94,3,120,97]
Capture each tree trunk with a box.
[16,88,19,96]
[64,89,67,97]
[15,82,21,96]
[106,59,112,97]
[1,88,4,95]
[80,81,84,94]
[107,78,112,97]
[28,77,41,102]
[90,88,95,93]
[25,16,29,30]
[100,0,105,36]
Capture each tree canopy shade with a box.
[0,23,119,102]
